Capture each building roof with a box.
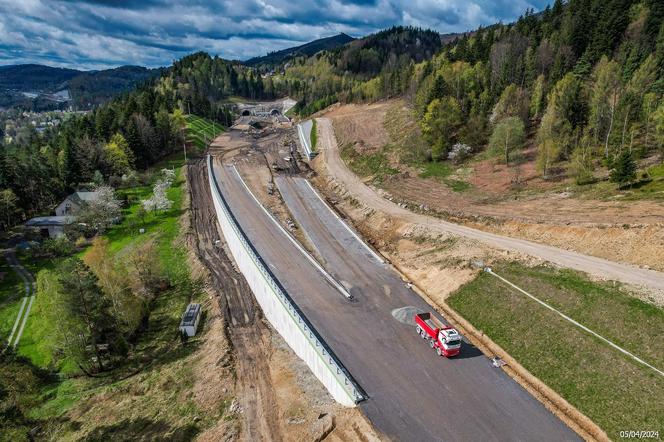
[25,216,75,227]
[67,191,100,205]
[179,303,201,327]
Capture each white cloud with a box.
[0,0,552,69]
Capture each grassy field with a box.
[185,115,224,152]
[571,162,664,201]
[0,259,24,344]
[1,151,229,439]
[310,118,318,151]
[418,161,471,192]
[13,258,61,371]
[340,143,398,183]
[448,263,664,438]
[0,252,57,363]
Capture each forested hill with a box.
[3,0,664,228]
[244,33,356,69]
[0,53,279,228]
[279,0,664,186]
[0,64,80,91]
[0,64,161,109]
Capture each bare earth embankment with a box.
[312,115,664,302]
[325,101,664,275]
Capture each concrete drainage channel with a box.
[207,155,365,406]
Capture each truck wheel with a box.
[416,326,422,335]
[429,339,435,348]
[436,347,442,357]
[420,329,426,339]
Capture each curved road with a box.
[211,159,577,441]
[315,117,664,293]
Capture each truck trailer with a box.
[415,312,461,357]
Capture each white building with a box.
[179,303,202,337]
[25,191,101,238]
[55,191,101,216]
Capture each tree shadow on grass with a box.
[82,417,199,442]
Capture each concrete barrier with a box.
[206,156,364,406]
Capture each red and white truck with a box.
[415,312,462,357]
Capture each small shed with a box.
[179,303,202,337]
[25,216,74,238]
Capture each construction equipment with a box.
[415,312,461,357]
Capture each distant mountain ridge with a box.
[244,33,356,68]
[0,64,162,109]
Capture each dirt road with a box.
[188,159,283,441]
[5,250,35,348]
[315,117,664,295]
[213,161,577,441]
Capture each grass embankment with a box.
[448,263,664,438]
[7,153,231,439]
[310,119,318,151]
[0,259,24,344]
[340,143,398,183]
[185,115,224,152]
[573,162,664,201]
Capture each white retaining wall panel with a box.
[207,156,361,407]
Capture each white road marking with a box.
[229,165,353,300]
[300,178,384,264]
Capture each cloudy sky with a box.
[0,0,552,71]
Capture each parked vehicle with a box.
[415,312,461,357]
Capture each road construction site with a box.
[201,114,579,440]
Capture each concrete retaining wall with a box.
[297,120,317,159]
[206,156,363,407]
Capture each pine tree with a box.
[610,150,637,186]
[57,259,125,373]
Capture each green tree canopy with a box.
[489,116,525,165]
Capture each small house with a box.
[25,191,101,238]
[179,303,202,337]
[55,191,101,216]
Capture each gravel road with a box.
[316,117,664,296]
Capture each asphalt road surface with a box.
[211,159,578,441]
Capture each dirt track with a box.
[188,159,283,441]
[314,117,664,298]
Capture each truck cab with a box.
[438,327,461,357]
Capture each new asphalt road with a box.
[211,159,578,441]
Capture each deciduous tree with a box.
[421,97,462,161]
[489,116,525,165]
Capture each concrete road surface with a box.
[315,117,664,294]
[211,159,578,441]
